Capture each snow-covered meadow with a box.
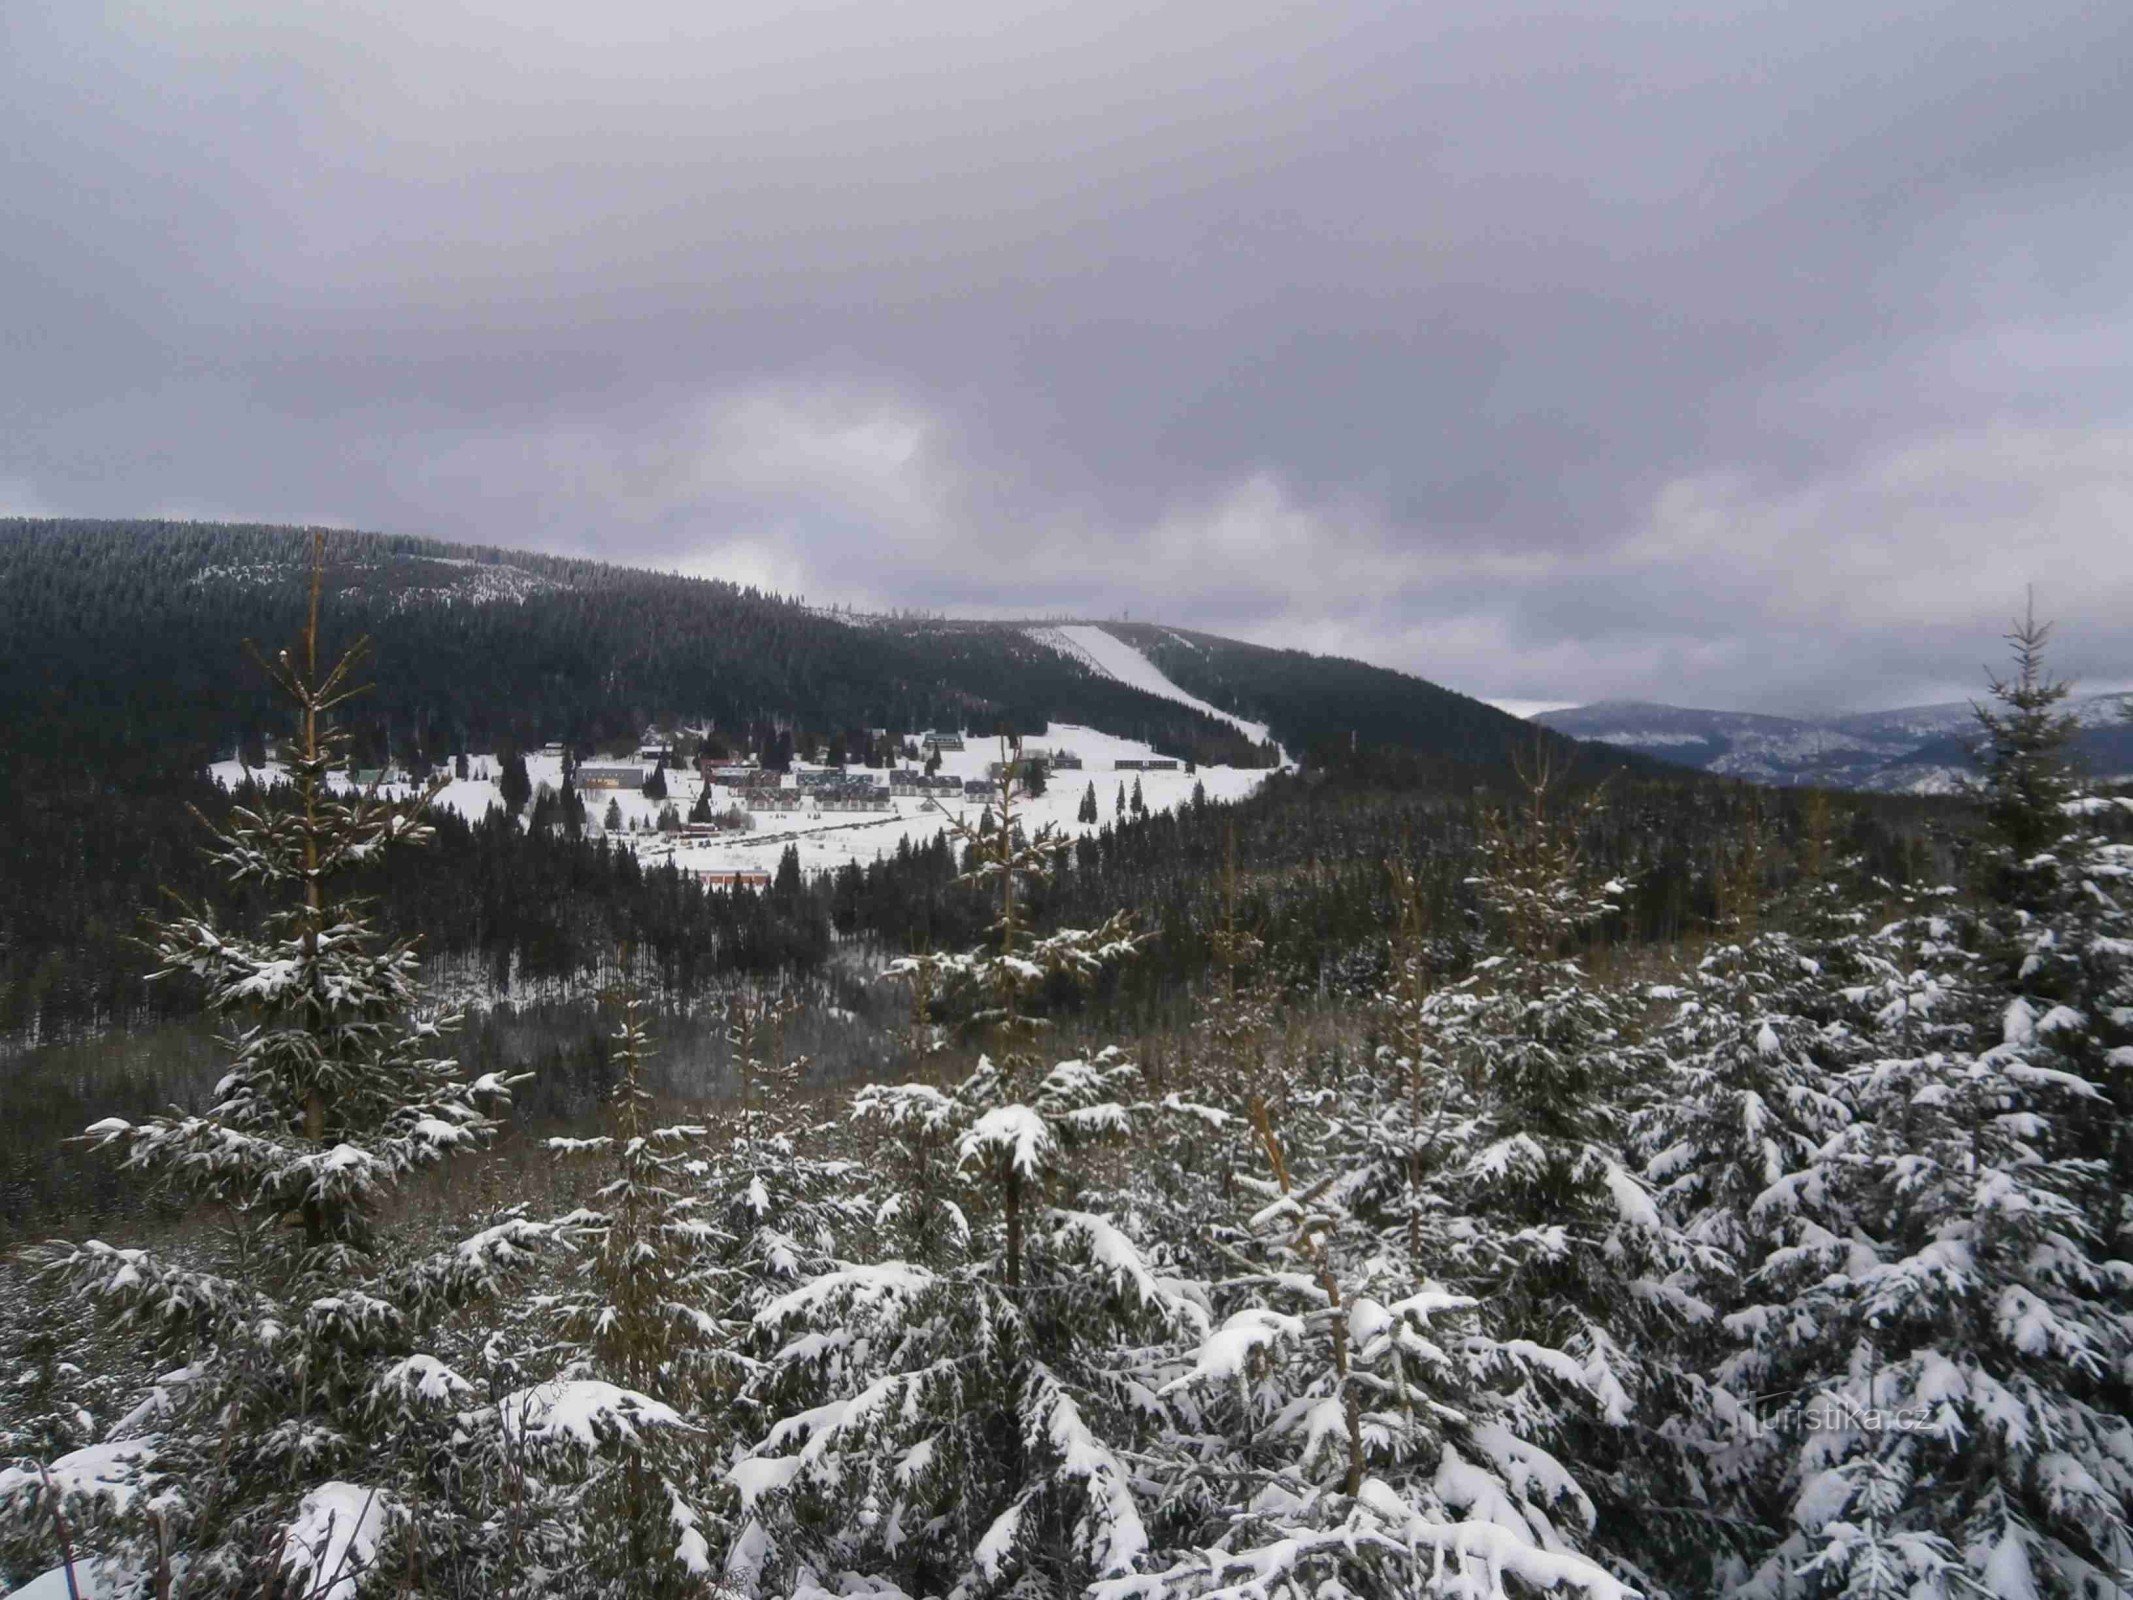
[212,724,1269,885]
[209,627,1282,885]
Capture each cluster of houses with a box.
[1019,745,1083,770]
[677,819,751,838]
[702,763,782,789]
[575,763,648,790]
[417,727,1145,827]
[794,771,893,812]
[889,770,965,797]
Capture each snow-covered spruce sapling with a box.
[1368,853,1462,1286]
[896,734,1138,1047]
[887,735,1139,1287]
[724,1050,1197,1597]
[1962,604,2133,1259]
[713,981,860,1325]
[1424,752,1719,1585]
[1723,991,2133,1599]
[533,993,727,1599]
[1717,617,2133,1599]
[1641,811,1853,1325]
[733,786,1175,1594]
[0,535,542,1595]
[1137,917,1630,1600]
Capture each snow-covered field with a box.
[211,724,1267,887]
[208,629,1279,889]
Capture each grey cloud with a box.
[3,1,2131,714]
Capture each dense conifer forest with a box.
[1,531,2128,1599]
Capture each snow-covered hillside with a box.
[1028,624,1278,752]
[210,723,1270,889]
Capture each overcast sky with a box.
[4,2,2130,713]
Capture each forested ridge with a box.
[1104,621,1561,766]
[1,520,1292,766]
[0,585,2126,1600]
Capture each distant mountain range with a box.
[1535,695,2133,793]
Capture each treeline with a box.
[0,737,1956,1046]
[0,743,1958,1234]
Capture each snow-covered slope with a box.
[211,722,1272,890]
[1027,625,1277,750]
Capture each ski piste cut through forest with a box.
[0,531,2129,1598]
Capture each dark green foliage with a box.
[0,521,1259,769]
[500,750,533,814]
[1106,621,1622,770]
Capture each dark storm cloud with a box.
[3,0,2130,711]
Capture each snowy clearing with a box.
[209,722,1272,889]
[1028,624,1278,752]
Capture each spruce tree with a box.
[1129,840,1633,1600]
[0,538,540,1595]
[1421,755,1710,1585]
[1970,599,2080,913]
[726,1049,1183,1598]
[531,995,728,1599]
[501,749,532,814]
[1721,617,2133,1599]
[729,744,1155,1595]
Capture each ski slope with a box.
[1027,624,1277,751]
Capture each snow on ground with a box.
[1028,624,1277,751]
[209,723,1272,889]
[626,725,1266,884]
[4,1565,109,1599]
